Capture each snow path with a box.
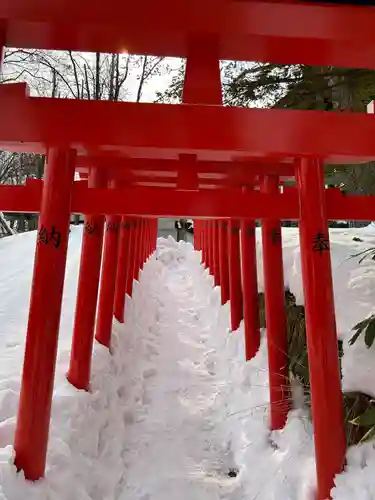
[2,229,375,499]
[0,233,241,500]
[118,245,239,499]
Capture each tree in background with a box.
[160,60,375,196]
[2,49,171,101]
[0,48,175,234]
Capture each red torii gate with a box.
[0,1,374,498]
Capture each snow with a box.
[262,226,375,400]
[0,227,375,498]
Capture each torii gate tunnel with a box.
[2,1,375,498]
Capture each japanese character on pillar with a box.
[312,232,330,254]
[106,221,119,233]
[37,224,62,249]
[84,220,97,235]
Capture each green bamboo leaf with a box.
[359,426,375,444]
[351,407,375,427]
[365,320,375,348]
[349,329,363,346]
[353,316,374,332]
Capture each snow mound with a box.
[0,230,375,498]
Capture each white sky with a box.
[2,49,184,103]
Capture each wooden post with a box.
[14,148,76,480]
[95,210,121,348]
[296,159,346,500]
[67,168,105,390]
[261,175,289,430]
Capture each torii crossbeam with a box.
[0,1,373,499]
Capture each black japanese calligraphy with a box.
[37,224,62,249]
[106,222,119,233]
[312,233,330,254]
[84,221,96,235]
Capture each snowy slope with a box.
[0,228,375,498]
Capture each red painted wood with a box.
[202,221,208,268]
[14,148,75,480]
[261,176,289,431]
[219,220,230,305]
[213,221,221,286]
[67,168,105,390]
[126,219,136,297]
[1,87,375,163]
[134,219,142,282]
[2,0,375,68]
[4,183,375,221]
[240,219,260,360]
[228,219,243,331]
[95,215,121,348]
[76,156,295,178]
[114,216,131,323]
[296,158,346,500]
[207,221,213,275]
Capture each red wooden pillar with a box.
[0,25,4,69]
[150,219,155,256]
[114,216,131,324]
[219,220,230,304]
[213,220,221,286]
[135,218,142,280]
[193,220,198,249]
[126,219,136,297]
[240,219,260,360]
[148,220,152,258]
[152,219,157,252]
[14,148,76,480]
[67,168,105,390]
[228,219,243,331]
[147,219,153,259]
[138,219,145,271]
[95,213,121,348]
[183,34,222,105]
[182,33,221,273]
[212,221,217,281]
[202,220,208,267]
[143,220,148,265]
[132,218,140,282]
[296,159,345,500]
[207,220,212,274]
[261,175,289,430]
[196,220,202,251]
[134,218,141,281]
[142,220,147,265]
[144,220,149,260]
[205,221,210,267]
[208,221,213,273]
[140,219,145,268]
[143,220,148,260]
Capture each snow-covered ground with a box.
[0,226,375,499]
